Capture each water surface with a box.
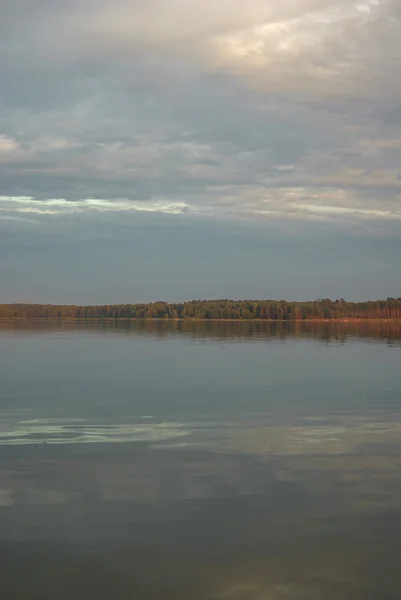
[1,320,401,598]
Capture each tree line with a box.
[1,298,401,320]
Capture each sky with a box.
[1,0,401,304]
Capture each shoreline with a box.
[1,318,400,323]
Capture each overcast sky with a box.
[1,0,400,303]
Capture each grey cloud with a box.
[1,0,401,217]
[1,0,401,301]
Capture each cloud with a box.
[0,196,189,216]
[209,1,395,98]
[0,1,400,217]
[0,0,401,300]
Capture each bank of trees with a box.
[1,298,401,320]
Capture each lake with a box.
[1,320,401,599]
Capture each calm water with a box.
[1,320,401,599]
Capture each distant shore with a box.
[2,299,400,321]
[1,317,401,323]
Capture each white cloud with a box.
[207,0,396,101]
[0,196,190,216]
[2,184,400,228]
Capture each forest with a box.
[1,298,401,320]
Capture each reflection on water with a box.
[2,317,401,344]
[0,321,401,598]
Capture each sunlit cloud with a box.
[0,196,190,216]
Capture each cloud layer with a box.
[1,0,401,301]
[1,0,401,216]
